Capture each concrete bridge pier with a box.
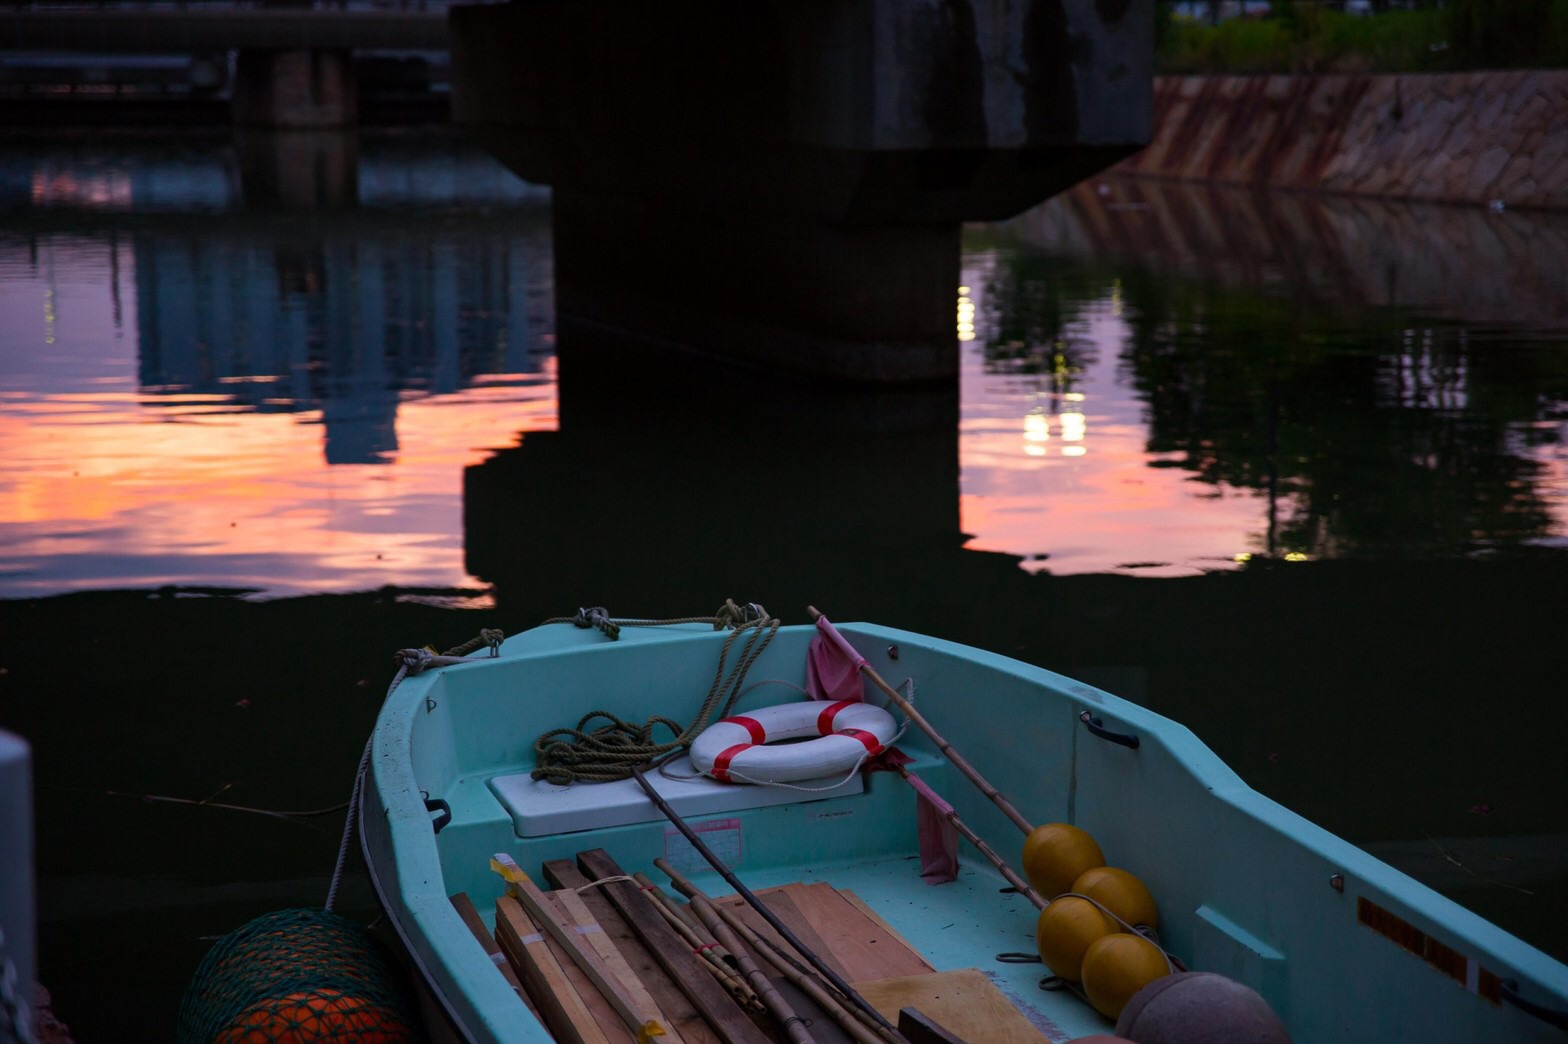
[233,48,357,129]
[452,0,1153,384]
[232,48,359,210]
[234,127,359,210]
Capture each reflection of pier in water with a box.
[5,134,557,466]
[1009,177,1568,328]
[132,210,553,463]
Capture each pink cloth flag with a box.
[806,614,867,702]
[806,615,960,883]
[869,748,960,885]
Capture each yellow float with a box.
[1070,866,1159,929]
[1080,932,1171,1020]
[1035,896,1118,982]
[1021,822,1105,898]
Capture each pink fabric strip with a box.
[901,769,957,817]
[815,615,869,669]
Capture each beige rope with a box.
[530,601,780,784]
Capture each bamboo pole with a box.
[630,872,761,1008]
[807,607,1035,836]
[654,858,892,1044]
[689,894,815,1044]
[630,767,907,1043]
[895,765,1047,910]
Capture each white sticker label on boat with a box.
[664,817,742,873]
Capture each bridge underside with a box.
[453,0,1152,384]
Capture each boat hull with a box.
[361,619,1568,1042]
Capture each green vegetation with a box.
[1158,1,1568,75]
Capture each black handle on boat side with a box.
[1502,979,1568,1032]
[423,797,452,834]
[1080,710,1139,749]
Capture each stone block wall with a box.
[1115,72,1568,210]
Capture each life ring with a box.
[689,700,898,785]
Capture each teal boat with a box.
[358,608,1568,1043]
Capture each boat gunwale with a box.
[363,620,1568,1043]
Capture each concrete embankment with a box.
[1115,71,1568,210]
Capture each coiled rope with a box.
[530,601,780,785]
[326,601,773,908]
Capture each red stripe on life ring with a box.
[711,742,755,783]
[719,715,767,745]
[816,700,855,736]
[839,728,884,756]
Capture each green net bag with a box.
[177,908,422,1042]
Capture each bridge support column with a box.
[233,48,357,129]
[234,128,359,211]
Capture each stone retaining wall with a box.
[1114,72,1568,210]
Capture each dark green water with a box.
[1,134,1566,1040]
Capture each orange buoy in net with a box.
[217,987,410,1043]
[1070,866,1159,930]
[1036,895,1119,982]
[1021,822,1105,898]
[177,909,420,1043]
[1080,932,1172,1021]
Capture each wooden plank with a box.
[767,977,857,1044]
[776,884,934,982]
[542,926,637,1044]
[544,859,728,1044]
[578,848,771,1044]
[853,969,1049,1044]
[544,889,688,1044]
[897,1008,967,1044]
[450,893,539,1020]
[715,890,849,983]
[837,890,932,971]
[494,895,612,1044]
[502,863,668,1042]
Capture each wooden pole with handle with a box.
[807,607,1035,836]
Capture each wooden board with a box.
[450,893,539,1021]
[715,890,850,983]
[766,976,859,1044]
[772,884,934,983]
[853,969,1049,1044]
[494,895,612,1044]
[544,859,729,1044]
[715,883,934,985]
[505,868,664,1042]
[578,849,771,1044]
[543,888,687,1043]
[838,889,932,972]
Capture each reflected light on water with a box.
[956,285,976,342]
[959,260,1272,578]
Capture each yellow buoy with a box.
[1035,896,1118,982]
[1021,822,1105,898]
[1080,933,1171,1020]
[1070,866,1159,929]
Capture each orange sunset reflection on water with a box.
[958,262,1270,578]
[1,233,557,600]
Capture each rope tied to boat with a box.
[572,606,621,640]
[530,601,780,785]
